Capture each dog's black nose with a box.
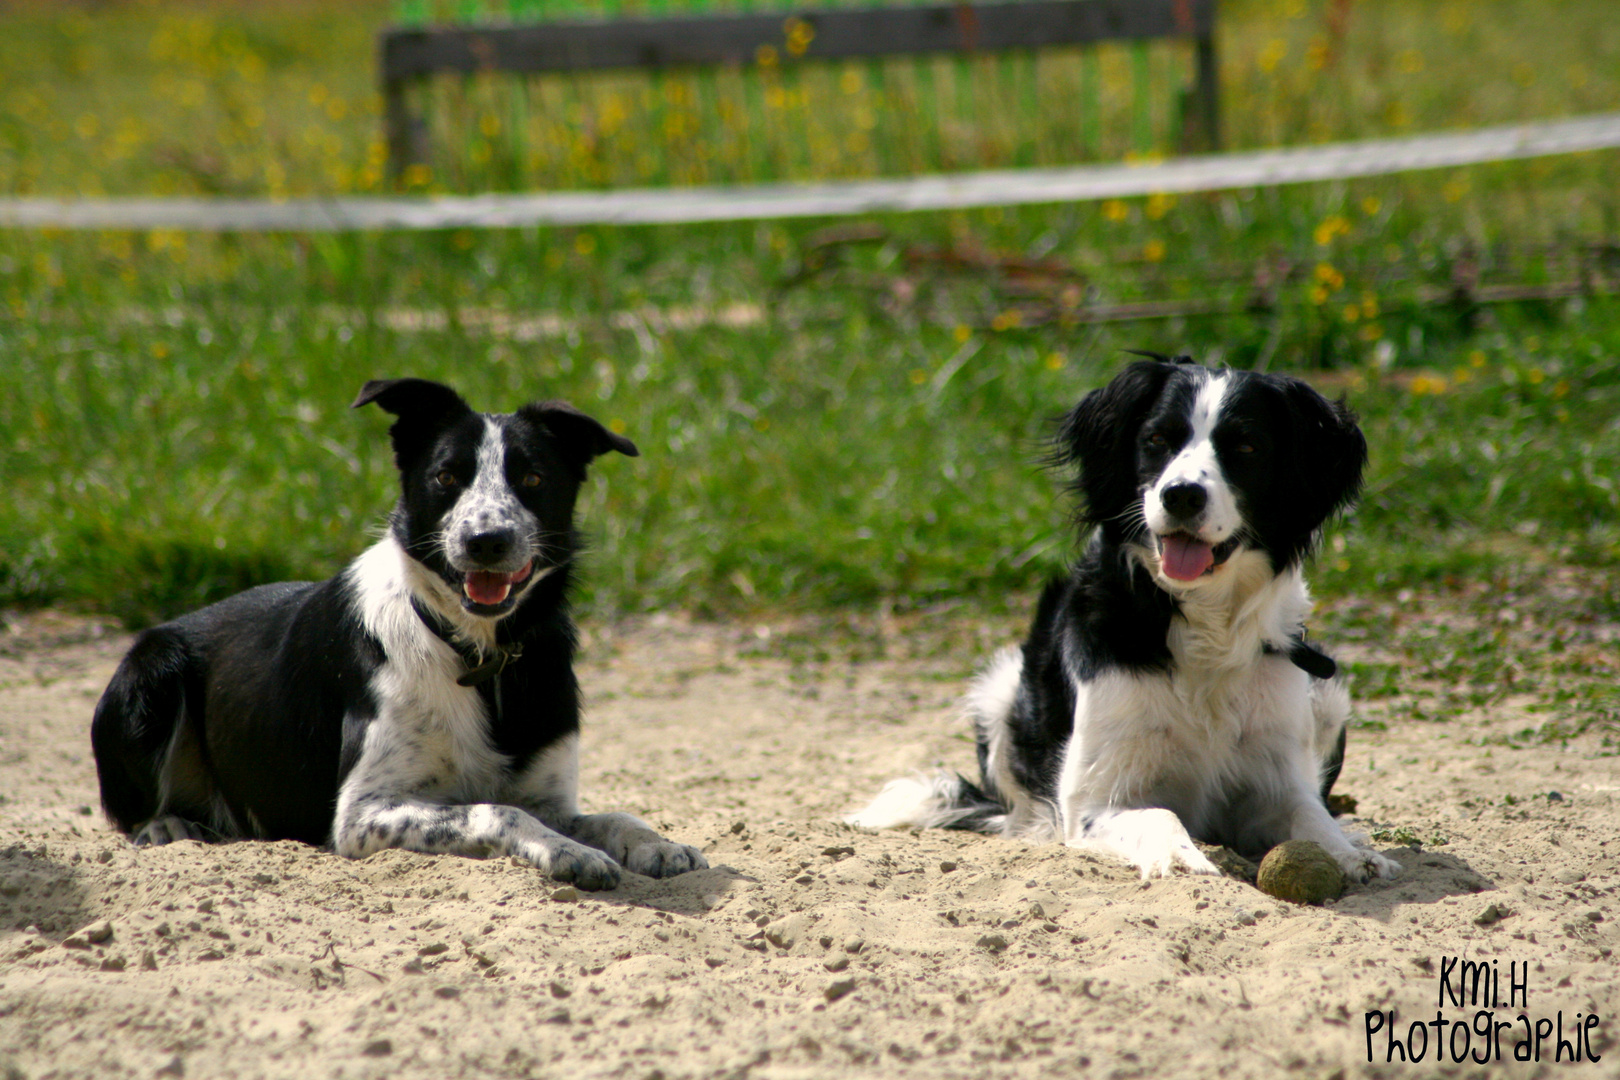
[1161,482,1208,519]
[464,530,515,564]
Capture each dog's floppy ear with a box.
[1055,359,1175,527]
[518,401,639,474]
[1280,376,1368,530]
[352,378,474,469]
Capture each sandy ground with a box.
[1,603,1617,1080]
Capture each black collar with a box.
[410,597,523,688]
[1265,634,1337,680]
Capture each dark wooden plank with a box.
[382,0,1215,81]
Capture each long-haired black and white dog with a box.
[92,378,705,890]
[852,356,1399,882]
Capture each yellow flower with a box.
[1469,350,1486,367]
[1314,262,1345,290]
[1314,215,1351,246]
[1358,322,1383,341]
[784,17,815,57]
[952,324,972,344]
[1145,193,1175,220]
[1103,199,1129,223]
[1361,196,1382,216]
[1341,304,1360,323]
[991,310,1022,331]
[1143,239,1166,263]
[1553,379,1570,399]
[402,163,432,188]
[840,68,862,95]
[574,233,597,256]
[1408,374,1447,395]
[756,44,779,68]
[1045,352,1065,371]
[1527,367,1545,385]
[909,368,928,385]
[1257,39,1287,74]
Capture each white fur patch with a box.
[1143,371,1242,551]
[846,773,974,830]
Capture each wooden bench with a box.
[380,0,1219,181]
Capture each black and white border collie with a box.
[851,357,1400,882]
[92,378,705,890]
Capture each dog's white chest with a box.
[1075,655,1307,793]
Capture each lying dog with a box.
[92,378,705,889]
[852,357,1399,882]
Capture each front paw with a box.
[622,841,708,878]
[1338,847,1401,884]
[1139,841,1221,879]
[133,816,209,847]
[522,839,622,890]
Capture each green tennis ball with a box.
[1256,840,1347,905]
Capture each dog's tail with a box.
[91,627,197,834]
[845,771,1008,834]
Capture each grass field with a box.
[2,0,1618,744]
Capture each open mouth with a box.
[462,560,535,608]
[1156,533,1240,582]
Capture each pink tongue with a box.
[465,571,515,606]
[1160,535,1215,581]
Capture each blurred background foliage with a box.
[0,0,1617,638]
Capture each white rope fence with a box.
[4,113,1618,232]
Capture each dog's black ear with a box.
[518,401,639,474]
[1055,359,1176,527]
[352,378,474,469]
[1280,377,1368,530]
[351,378,468,419]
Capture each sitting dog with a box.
[851,356,1400,882]
[92,378,705,889]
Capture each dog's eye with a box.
[1234,443,1256,454]
[1147,433,1168,448]
[522,473,542,488]
[435,470,458,488]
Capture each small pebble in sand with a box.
[63,919,114,949]
[550,886,580,903]
[842,936,864,954]
[1255,841,1346,906]
[824,977,857,1002]
[434,986,461,999]
[1473,903,1514,927]
[824,955,850,972]
[939,860,958,873]
[361,1039,393,1057]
